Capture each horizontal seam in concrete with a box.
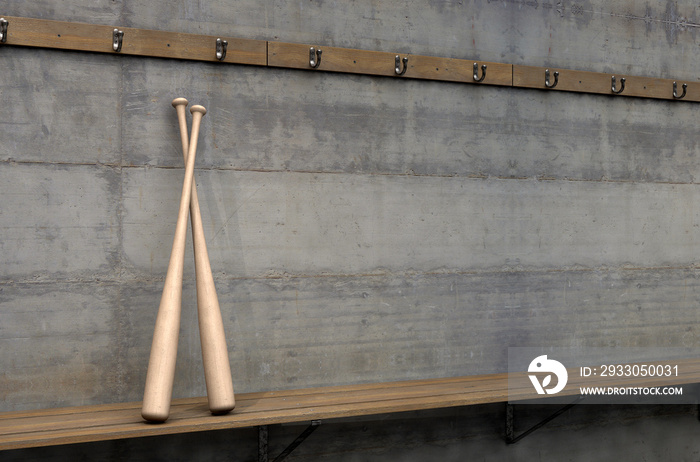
[2,161,684,186]
[116,166,700,187]
[1,159,121,169]
[608,13,700,29]
[1,264,698,286]
[3,158,697,186]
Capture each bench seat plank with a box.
[2,358,700,451]
[0,374,510,450]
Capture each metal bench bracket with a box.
[258,420,322,462]
[506,396,584,444]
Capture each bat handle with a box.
[172,98,190,157]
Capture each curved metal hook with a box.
[216,38,228,61]
[673,81,687,99]
[0,18,8,44]
[395,55,408,75]
[309,47,322,68]
[112,28,124,52]
[545,69,559,89]
[473,63,487,83]
[611,76,625,94]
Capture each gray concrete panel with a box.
[119,58,700,183]
[0,283,121,411]
[123,169,700,278]
[0,163,120,280]
[0,48,121,165]
[90,267,700,400]
[2,1,121,24]
[216,268,700,393]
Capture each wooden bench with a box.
[3,359,700,459]
[0,374,509,452]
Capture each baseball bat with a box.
[141,104,206,423]
[172,98,235,414]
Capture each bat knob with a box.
[171,97,188,108]
[190,105,207,116]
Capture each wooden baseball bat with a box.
[141,104,206,423]
[172,98,235,414]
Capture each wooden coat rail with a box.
[267,41,512,86]
[0,15,696,103]
[514,65,700,103]
[0,16,266,65]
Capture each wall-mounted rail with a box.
[0,15,696,103]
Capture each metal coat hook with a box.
[0,18,8,44]
[112,28,124,52]
[673,81,687,99]
[395,55,408,75]
[611,75,625,94]
[473,63,487,82]
[545,69,559,89]
[309,47,322,68]
[216,38,228,61]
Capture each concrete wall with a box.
[2,1,700,460]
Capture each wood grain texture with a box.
[2,359,700,450]
[514,65,700,102]
[268,41,512,86]
[0,15,266,65]
[2,15,699,101]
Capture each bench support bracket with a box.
[505,396,584,444]
[258,420,322,462]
